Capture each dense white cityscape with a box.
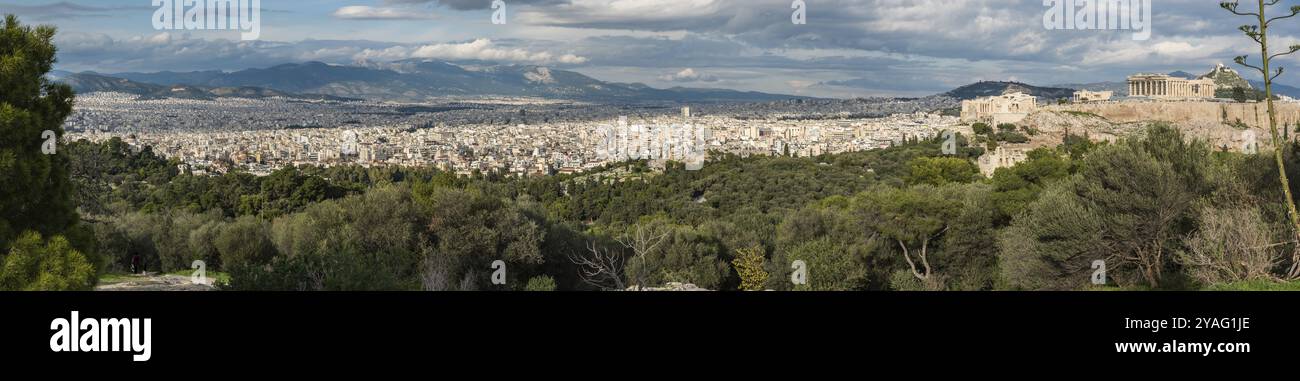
[66,92,961,176]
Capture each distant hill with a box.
[104,60,812,103]
[1201,63,1252,90]
[941,81,1076,101]
[108,70,228,86]
[1246,80,1300,99]
[59,72,166,95]
[55,72,357,101]
[1052,81,1127,95]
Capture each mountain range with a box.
[49,71,359,101]
[54,60,810,103]
[57,59,1300,106]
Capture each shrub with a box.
[157,211,222,272]
[622,222,731,290]
[995,131,1030,143]
[524,275,557,291]
[731,246,768,291]
[784,238,868,291]
[0,231,96,291]
[999,125,1213,289]
[889,269,946,291]
[998,181,1111,290]
[905,157,980,185]
[216,215,277,269]
[1179,205,1281,285]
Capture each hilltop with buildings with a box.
[957,65,1300,175]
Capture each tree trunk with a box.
[1256,2,1300,279]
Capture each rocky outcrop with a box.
[1043,100,1300,130]
[1201,63,1253,90]
[1018,106,1271,152]
[95,274,218,291]
[626,282,710,291]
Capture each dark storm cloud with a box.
[0,1,149,20]
[51,33,589,73]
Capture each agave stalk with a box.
[1222,0,1300,278]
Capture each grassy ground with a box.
[97,272,134,285]
[1085,277,1300,291]
[97,270,231,287]
[1204,279,1300,291]
[165,270,232,286]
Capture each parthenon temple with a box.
[1127,74,1216,99]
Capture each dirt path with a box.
[95,273,218,291]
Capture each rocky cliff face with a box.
[1026,101,1289,152]
[1202,63,1253,90]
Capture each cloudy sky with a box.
[3,0,1300,98]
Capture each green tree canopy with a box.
[905,157,981,186]
[0,15,77,248]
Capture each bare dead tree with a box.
[298,262,326,291]
[616,225,669,290]
[568,224,669,291]
[420,255,453,291]
[569,241,627,290]
[459,271,480,291]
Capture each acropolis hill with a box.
[979,99,1296,153]
[1046,101,1300,129]
[965,99,1290,177]
[959,65,1300,142]
[957,66,1300,174]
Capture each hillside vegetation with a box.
[61,123,1300,291]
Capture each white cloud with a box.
[146,32,172,45]
[785,80,815,94]
[396,39,589,64]
[659,68,718,82]
[51,32,593,73]
[333,6,437,20]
